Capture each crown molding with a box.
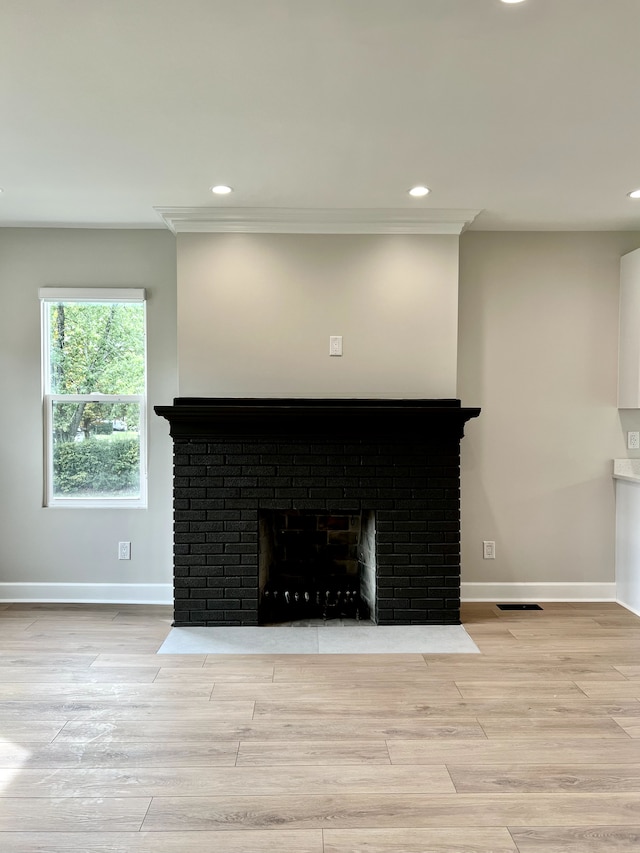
[153,206,481,235]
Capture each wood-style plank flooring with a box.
[0,601,639,851]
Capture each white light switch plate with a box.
[329,336,343,356]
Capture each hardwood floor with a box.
[0,602,639,851]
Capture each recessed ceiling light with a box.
[408,186,430,197]
[211,185,233,195]
[628,189,640,199]
[501,0,527,4]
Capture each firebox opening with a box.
[259,509,376,625]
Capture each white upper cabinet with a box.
[619,247,640,408]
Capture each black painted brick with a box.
[206,532,240,543]
[344,466,376,477]
[343,488,376,499]
[428,609,456,622]
[224,499,260,510]
[205,599,232,610]
[206,555,240,566]
[213,465,241,475]
[189,588,218,599]
[429,543,459,554]
[191,455,225,465]
[189,543,222,555]
[275,488,309,499]
[190,521,224,532]
[224,477,258,487]
[223,587,244,599]
[224,521,256,531]
[207,510,241,520]
[173,588,190,599]
[376,554,410,566]
[377,510,411,521]
[171,431,464,626]
[207,576,236,587]
[191,499,228,509]
[395,543,431,554]
[224,544,257,554]
[383,598,411,608]
[190,566,222,577]
[393,609,432,621]
[234,565,259,576]
[182,442,208,454]
[430,586,456,597]
[182,610,209,622]
[174,555,205,566]
[413,573,442,585]
[225,453,259,464]
[332,501,363,511]
[174,466,207,477]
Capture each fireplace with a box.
[259,509,374,624]
[155,398,479,627]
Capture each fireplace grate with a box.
[261,582,370,624]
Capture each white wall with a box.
[177,233,460,398]
[0,229,177,599]
[458,231,640,595]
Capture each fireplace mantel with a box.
[154,397,480,439]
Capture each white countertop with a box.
[613,459,640,482]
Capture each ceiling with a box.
[2,0,640,231]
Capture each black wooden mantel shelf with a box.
[154,398,481,439]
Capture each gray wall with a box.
[0,229,176,592]
[177,233,460,398]
[1,226,639,597]
[458,231,640,587]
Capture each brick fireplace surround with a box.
[155,399,480,627]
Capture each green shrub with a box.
[94,421,114,435]
[53,437,139,495]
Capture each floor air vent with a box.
[496,603,543,611]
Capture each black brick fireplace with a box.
[155,398,479,627]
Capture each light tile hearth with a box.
[158,624,480,655]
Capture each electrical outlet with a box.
[483,540,496,560]
[118,541,131,560]
[628,431,640,450]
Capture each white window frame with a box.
[39,287,148,508]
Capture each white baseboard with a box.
[0,581,622,608]
[461,582,616,602]
[617,599,640,618]
[0,583,173,605]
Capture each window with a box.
[39,288,147,507]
